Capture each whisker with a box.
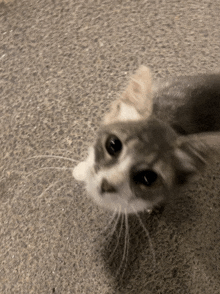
[24,155,79,163]
[116,211,127,278]
[98,210,118,237]
[107,207,124,263]
[101,207,121,244]
[23,167,73,179]
[37,180,61,199]
[131,205,156,267]
[53,182,73,197]
[8,178,59,205]
[11,175,74,206]
[41,149,77,154]
[43,182,73,202]
[120,209,130,281]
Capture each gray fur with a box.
[73,70,220,214]
[153,74,220,134]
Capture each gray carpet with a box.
[1,0,220,293]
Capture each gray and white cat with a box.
[73,66,220,214]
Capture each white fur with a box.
[72,162,88,181]
[117,102,142,122]
[72,147,95,182]
[73,147,156,214]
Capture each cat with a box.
[73,66,220,214]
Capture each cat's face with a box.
[74,118,179,214]
[73,117,217,214]
[73,66,220,214]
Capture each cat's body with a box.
[153,74,220,135]
[73,67,220,214]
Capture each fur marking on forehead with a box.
[98,155,133,187]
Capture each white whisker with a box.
[131,205,156,267]
[42,149,76,154]
[116,211,127,277]
[38,180,60,198]
[120,209,130,281]
[101,207,121,244]
[107,207,124,263]
[23,167,73,178]
[25,155,79,163]
[44,182,73,202]
[98,210,118,237]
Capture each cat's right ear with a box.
[172,132,220,185]
[103,65,153,124]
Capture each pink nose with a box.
[101,179,116,193]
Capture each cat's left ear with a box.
[103,65,153,124]
[173,132,220,185]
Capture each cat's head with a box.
[73,66,220,214]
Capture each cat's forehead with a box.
[98,118,178,149]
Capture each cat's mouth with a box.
[90,180,153,214]
[96,194,153,214]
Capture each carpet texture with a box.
[0,0,220,293]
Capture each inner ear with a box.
[103,65,153,124]
[172,148,202,185]
[173,132,220,185]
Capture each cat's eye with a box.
[105,135,122,156]
[133,170,158,187]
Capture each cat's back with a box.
[152,73,220,134]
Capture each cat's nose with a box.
[101,179,117,193]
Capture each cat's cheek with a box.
[72,161,88,182]
[72,147,96,182]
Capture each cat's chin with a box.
[89,193,153,214]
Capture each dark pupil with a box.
[105,135,122,156]
[133,170,158,187]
